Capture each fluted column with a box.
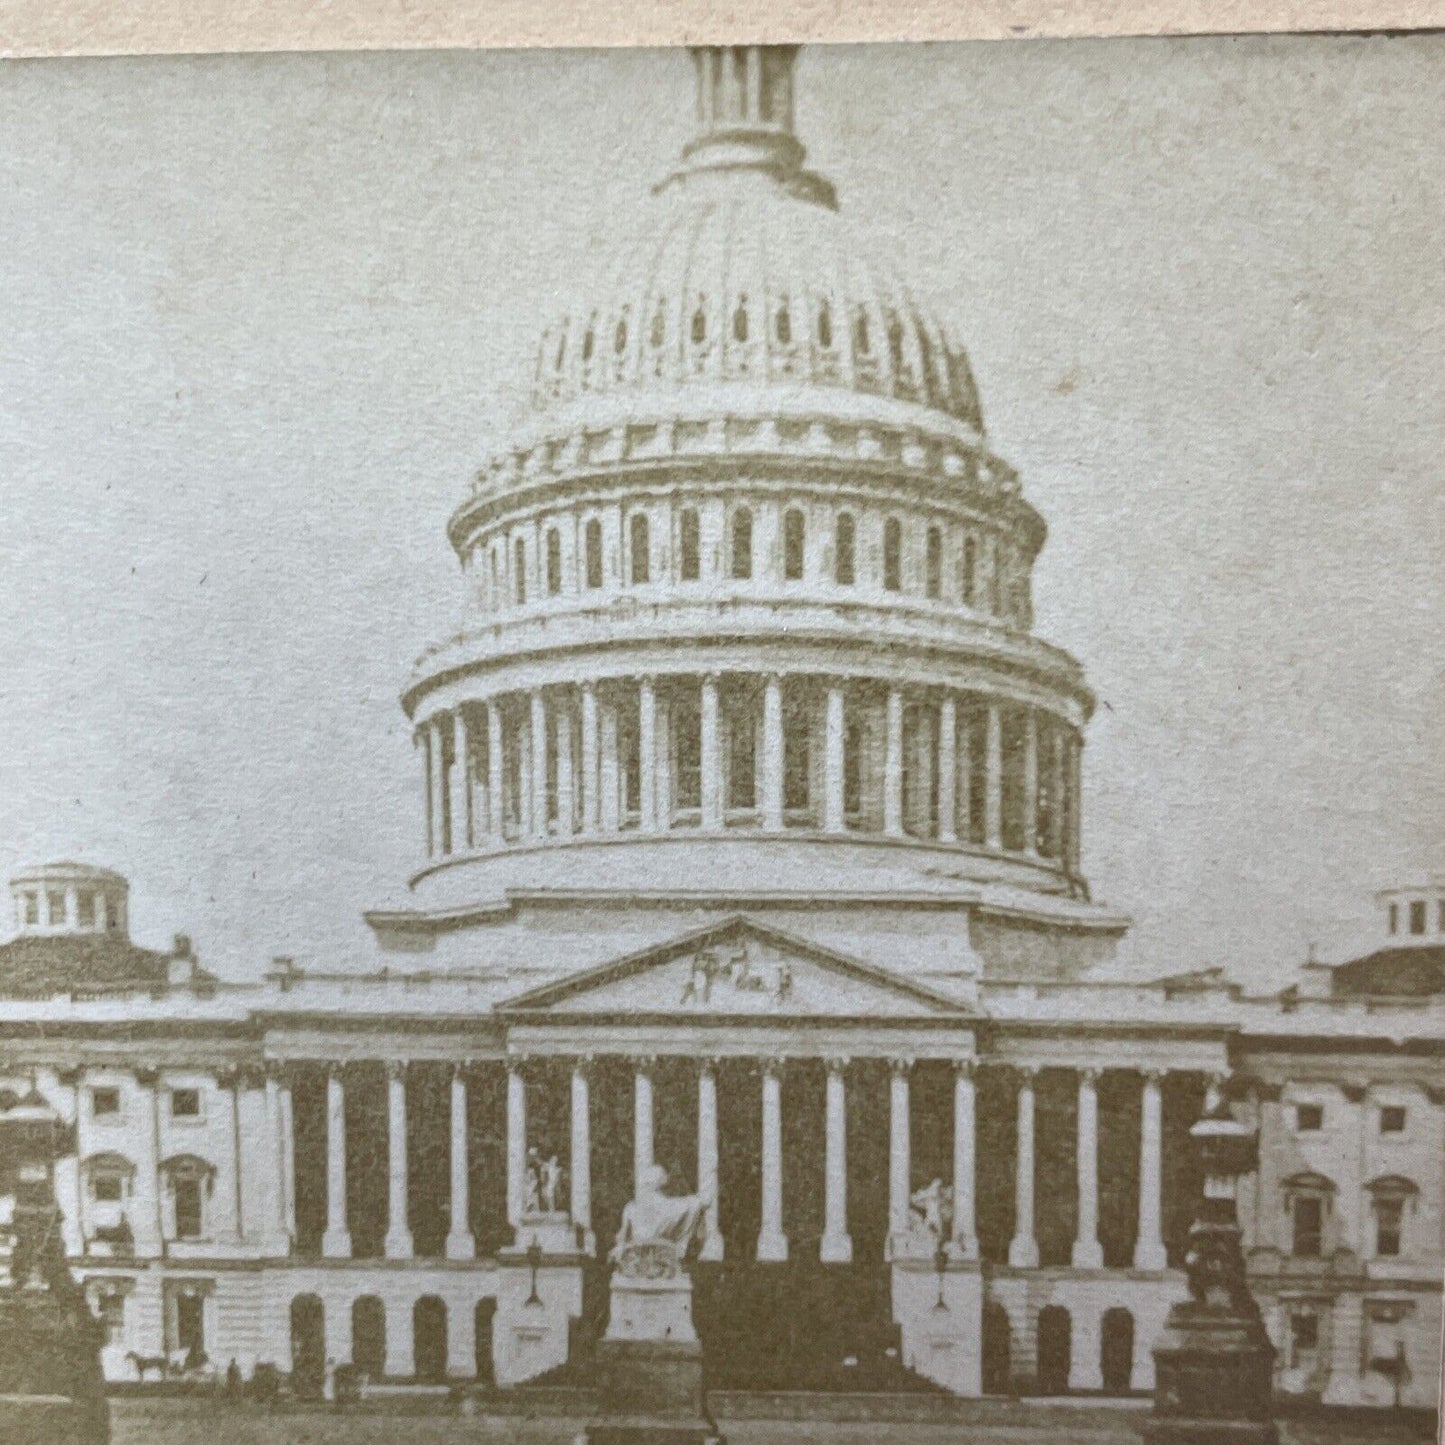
[762,674,784,831]
[697,1060,723,1260]
[984,703,1003,850]
[446,1064,475,1259]
[428,716,448,855]
[1135,1069,1167,1270]
[277,1067,296,1240]
[937,695,958,842]
[638,678,658,832]
[581,683,600,834]
[952,1060,979,1258]
[820,1057,852,1262]
[600,698,620,832]
[700,673,721,829]
[823,684,846,833]
[450,708,471,852]
[888,1057,912,1244]
[384,1061,413,1258]
[884,687,904,837]
[1023,708,1040,855]
[530,690,549,838]
[570,1060,592,1249]
[633,1058,655,1197]
[486,700,505,841]
[1008,1066,1039,1267]
[322,1064,351,1258]
[260,1066,288,1249]
[506,1060,527,1232]
[757,1059,788,1261]
[1072,1067,1104,1268]
[555,702,575,837]
[1049,723,1067,858]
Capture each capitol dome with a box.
[529,49,984,437]
[398,45,1097,937]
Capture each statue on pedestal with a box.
[587,1164,722,1444]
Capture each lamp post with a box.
[1144,1097,1277,1444]
[0,1082,109,1442]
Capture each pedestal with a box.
[1143,1303,1279,1445]
[586,1259,723,1444]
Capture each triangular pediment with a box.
[498,916,973,1021]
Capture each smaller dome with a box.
[528,46,985,436]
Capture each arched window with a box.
[962,534,978,607]
[989,538,1004,615]
[545,528,562,596]
[834,513,856,586]
[629,513,650,585]
[783,508,805,581]
[679,508,700,581]
[775,303,791,344]
[925,525,942,599]
[650,304,665,349]
[883,517,902,592]
[513,537,527,605]
[584,519,603,590]
[1100,1309,1134,1394]
[854,308,871,356]
[161,1154,214,1241]
[1036,1305,1071,1395]
[1282,1172,1336,1258]
[414,1296,448,1382]
[290,1295,326,1400]
[581,326,595,363]
[730,508,753,580]
[614,314,628,354]
[691,302,707,346]
[732,298,749,343]
[817,300,833,349]
[1367,1176,1418,1258]
[489,546,501,609]
[352,1296,386,1380]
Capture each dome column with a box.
[580,683,600,834]
[757,1058,788,1261]
[321,1064,351,1259]
[823,684,846,834]
[700,673,722,830]
[638,677,658,833]
[762,674,784,832]
[887,1057,912,1250]
[820,1056,852,1262]
[937,694,958,843]
[1072,1067,1103,1268]
[600,695,621,832]
[529,690,549,839]
[984,703,1003,850]
[555,696,576,837]
[1008,1066,1040,1268]
[449,708,471,853]
[486,700,505,843]
[1023,708,1040,856]
[428,717,448,856]
[696,1059,723,1260]
[884,687,904,837]
[952,1061,979,1258]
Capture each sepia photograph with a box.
[0,31,1441,1445]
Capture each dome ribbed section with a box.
[527,47,984,435]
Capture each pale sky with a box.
[1,38,1441,987]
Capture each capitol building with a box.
[0,44,1440,1413]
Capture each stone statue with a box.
[908,1178,952,1243]
[524,1148,542,1215]
[538,1154,564,1215]
[610,1165,709,1277]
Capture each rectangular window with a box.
[22,891,39,926]
[843,717,863,822]
[783,509,805,581]
[584,519,604,589]
[92,1175,123,1203]
[1379,1104,1406,1134]
[1408,899,1426,934]
[1295,1102,1324,1132]
[961,535,977,607]
[170,1088,201,1119]
[545,529,562,596]
[925,525,942,599]
[76,891,96,928]
[1374,1198,1404,1257]
[679,509,700,581]
[1292,1196,1324,1257]
[1439,898,1445,933]
[91,1087,121,1118]
[783,702,811,815]
[1289,1312,1319,1368]
[174,1178,204,1240]
[514,537,527,604]
[672,698,701,814]
[835,514,856,585]
[47,889,67,925]
[629,512,650,584]
[726,702,757,811]
[1388,902,1398,934]
[883,517,902,591]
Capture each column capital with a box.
[824,1054,851,1077]
[887,1054,914,1078]
[759,1053,786,1080]
[449,1059,473,1083]
[324,1059,347,1082]
[227,1063,267,1091]
[384,1058,410,1083]
[1014,1062,1040,1085]
[951,1057,976,1081]
[1140,1067,1167,1086]
[570,1053,596,1079]
[263,1058,292,1085]
[1077,1065,1103,1085]
[697,1054,722,1079]
[627,1053,657,1075]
